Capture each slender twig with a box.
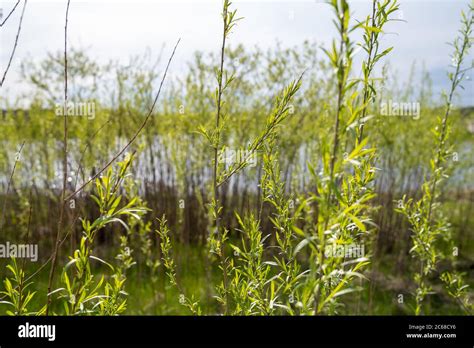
[356,0,377,144]
[17,189,33,314]
[213,1,228,232]
[65,38,181,201]
[315,2,350,313]
[46,0,70,315]
[0,0,20,27]
[73,118,112,190]
[426,27,472,224]
[403,4,473,315]
[0,0,27,87]
[328,17,347,182]
[211,0,235,314]
[0,141,25,232]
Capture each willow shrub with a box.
[397,3,474,315]
[49,154,148,315]
[1,0,472,317]
[158,0,403,315]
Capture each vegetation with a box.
[0,0,472,316]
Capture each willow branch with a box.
[0,0,27,87]
[65,38,181,201]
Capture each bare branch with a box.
[65,38,181,201]
[0,0,20,27]
[0,0,27,87]
[0,141,25,232]
[46,0,71,315]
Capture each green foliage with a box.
[0,0,472,318]
[51,154,148,315]
[397,2,473,315]
[156,215,201,315]
[440,272,473,314]
[0,258,36,315]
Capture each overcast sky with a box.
[1,0,473,105]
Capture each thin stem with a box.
[0,141,25,233]
[17,190,33,314]
[73,118,112,190]
[356,0,377,144]
[213,2,227,235]
[65,38,180,201]
[0,0,20,27]
[315,3,349,313]
[213,1,230,314]
[426,32,470,223]
[46,0,71,315]
[0,0,27,87]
